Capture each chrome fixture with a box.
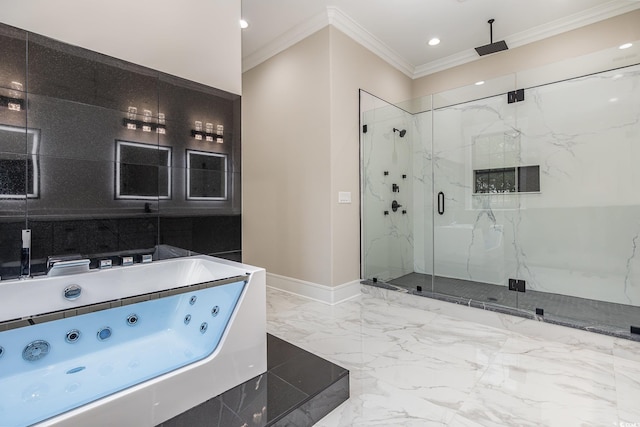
[66,329,81,343]
[63,285,82,301]
[126,314,139,326]
[121,256,134,266]
[200,322,208,333]
[141,254,153,263]
[189,295,197,305]
[20,229,31,278]
[23,340,50,362]
[211,306,220,317]
[47,256,90,277]
[99,259,113,269]
[184,314,192,325]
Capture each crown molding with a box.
[326,6,415,78]
[413,50,479,79]
[507,0,640,49]
[413,0,640,79]
[243,1,640,77]
[242,6,415,76]
[242,9,329,73]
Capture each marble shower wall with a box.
[427,64,640,306]
[361,92,414,282]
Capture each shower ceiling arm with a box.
[489,18,494,44]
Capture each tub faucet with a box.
[47,255,90,277]
[20,229,31,278]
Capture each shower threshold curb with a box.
[361,280,640,343]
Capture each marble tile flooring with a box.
[267,286,640,426]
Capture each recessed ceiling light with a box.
[619,42,633,50]
[240,19,249,29]
[475,81,485,86]
[428,38,440,46]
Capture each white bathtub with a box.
[0,255,266,426]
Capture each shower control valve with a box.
[391,200,402,212]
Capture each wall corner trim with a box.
[266,273,361,305]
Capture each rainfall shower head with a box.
[393,128,406,137]
[475,19,508,56]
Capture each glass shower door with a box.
[431,78,519,308]
[361,91,414,284]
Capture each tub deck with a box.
[158,334,350,427]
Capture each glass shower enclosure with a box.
[361,44,640,338]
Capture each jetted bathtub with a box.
[0,255,266,426]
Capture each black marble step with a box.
[158,334,349,427]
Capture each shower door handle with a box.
[437,192,445,215]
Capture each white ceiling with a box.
[240,0,640,78]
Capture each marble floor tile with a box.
[267,287,640,426]
[314,370,457,427]
[614,355,640,423]
[453,337,618,427]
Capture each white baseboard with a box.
[266,273,361,305]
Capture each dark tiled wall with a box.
[0,23,241,279]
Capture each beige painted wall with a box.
[328,27,413,286]
[413,9,640,97]
[242,28,333,285]
[0,0,242,94]
[242,26,412,287]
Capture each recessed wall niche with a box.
[0,22,241,279]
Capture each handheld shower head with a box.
[393,128,407,138]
